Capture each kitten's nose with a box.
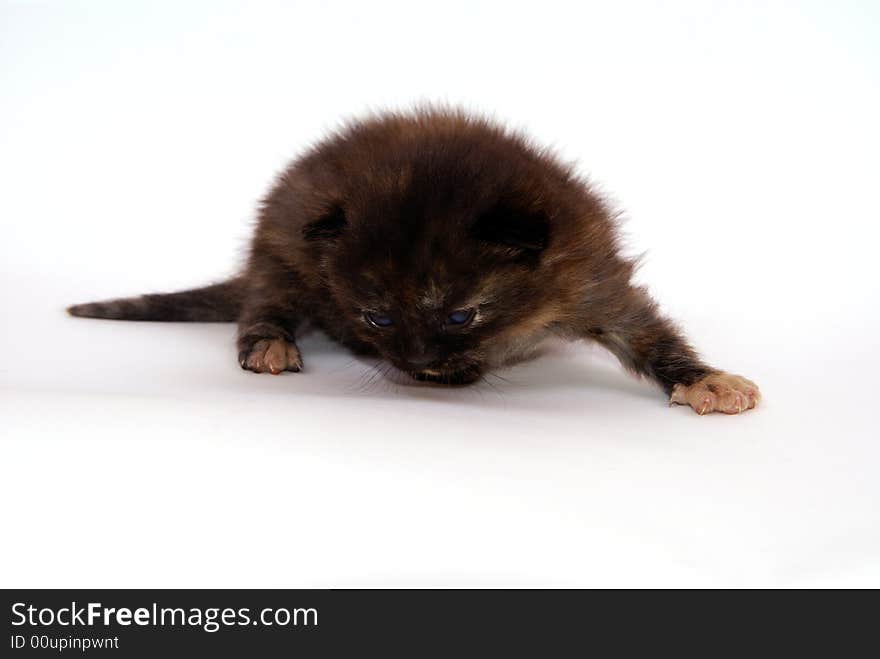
[406,356,434,369]
[403,347,438,370]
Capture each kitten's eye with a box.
[445,308,475,327]
[365,311,394,328]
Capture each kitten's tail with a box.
[67,278,244,322]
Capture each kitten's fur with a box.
[69,108,759,414]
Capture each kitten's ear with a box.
[472,200,549,254]
[303,205,347,241]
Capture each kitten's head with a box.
[287,112,597,384]
[305,185,555,385]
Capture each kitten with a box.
[68,108,759,414]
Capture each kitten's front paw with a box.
[670,372,760,415]
[238,338,303,375]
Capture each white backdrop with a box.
[2,0,878,587]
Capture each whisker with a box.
[379,363,398,394]
[347,358,384,393]
[479,374,505,401]
[361,362,386,393]
[487,371,516,386]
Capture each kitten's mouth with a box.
[410,366,481,386]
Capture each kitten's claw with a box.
[670,372,760,415]
[238,338,303,374]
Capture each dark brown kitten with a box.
[68,108,759,414]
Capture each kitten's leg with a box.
[236,261,306,375]
[238,320,303,374]
[578,287,760,414]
